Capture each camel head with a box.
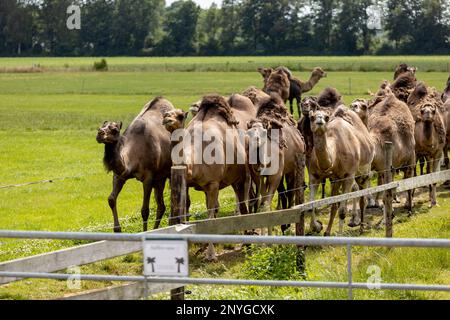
[300,96,319,117]
[312,67,327,79]
[350,99,369,120]
[96,121,122,144]
[394,64,417,80]
[257,67,273,82]
[419,103,437,123]
[246,120,267,149]
[309,107,331,135]
[265,69,290,101]
[162,109,188,133]
[189,100,201,117]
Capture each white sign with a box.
[143,239,189,277]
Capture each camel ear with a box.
[103,120,108,126]
[246,121,252,130]
[118,122,122,130]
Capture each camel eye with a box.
[325,116,330,122]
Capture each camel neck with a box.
[313,131,333,171]
[302,74,321,92]
[104,138,125,174]
[423,121,434,142]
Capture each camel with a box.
[308,105,375,236]
[442,75,450,103]
[163,94,256,261]
[350,85,416,212]
[390,69,417,103]
[96,97,173,232]
[258,67,327,116]
[407,83,447,206]
[394,63,417,80]
[441,76,450,171]
[246,95,305,220]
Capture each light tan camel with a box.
[163,94,256,260]
[407,83,447,206]
[246,95,305,221]
[309,105,375,236]
[350,84,416,212]
[96,97,173,232]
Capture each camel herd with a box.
[96,64,450,260]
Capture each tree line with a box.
[0,0,449,57]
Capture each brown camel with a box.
[258,66,327,116]
[309,105,375,236]
[350,84,416,212]
[440,76,450,171]
[390,70,417,103]
[407,83,447,206]
[394,63,417,80]
[263,68,290,101]
[96,97,173,232]
[442,75,450,103]
[163,94,256,261]
[246,95,305,215]
[258,67,326,114]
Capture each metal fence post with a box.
[170,166,187,300]
[347,244,353,300]
[384,142,394,238]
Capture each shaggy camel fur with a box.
[96,97,173,232]
[407,83,447,206]
[390,71,417,103]
[258,67,327,116]
[246,96,305,212]
[309,106,375,236]
[351,85,416,212]
[163,94,256,260]
[263,68,291,101]
[394,64,417,80]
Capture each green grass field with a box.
[0,57,449,300]
[1,56,450,72]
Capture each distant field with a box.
[0,56,450,72]
[0,61,449,300]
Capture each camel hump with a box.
[318,87,342,108]
[331,106,354,126]
[136,96,174,119]
[199,95,239,126]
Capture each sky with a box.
[166,0,223,9]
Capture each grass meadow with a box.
[0,57,449,299]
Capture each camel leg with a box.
[309,178,323,233]
[233,181,249,216]
[108,174,126,233]
[337,178,354,235]
[321,179,326,199]
[296,96,302,118]
[153,179,166,229]
[349,182,360,227]
[281,174,295,234]
[403,166,414,214]
[205,183,220,261]
[289,98,294,115]
[277,179,288,210]
[141,180,153,232]
[324,181,341,236]
[429,157,440,207]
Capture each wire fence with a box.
[0,231,449,300]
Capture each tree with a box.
[218,0,241,54]
[312,0,335,53]
[80,0,115,55]
[197,3,221,55]
[156,0,200,56]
